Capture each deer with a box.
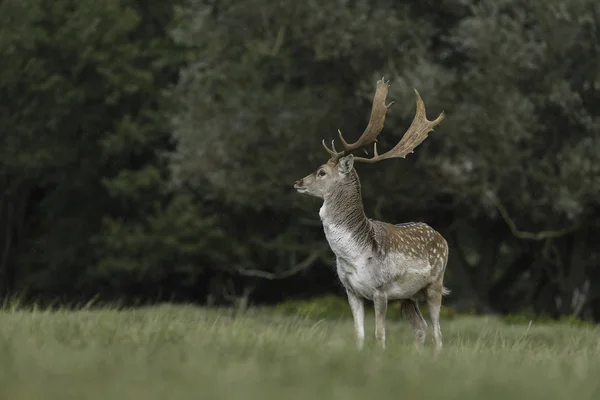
[294,78,448,351]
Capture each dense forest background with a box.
[1,0,599,320]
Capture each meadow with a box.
[0,303,599,399]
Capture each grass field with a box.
[1,304,599,399]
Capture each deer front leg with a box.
[346,290,365,350]
[373,290,388,349]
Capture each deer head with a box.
[294,78,445,199]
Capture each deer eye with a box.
[317,169,326,177]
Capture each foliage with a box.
[1,0,599,320]
[169,0,600,318]
[168,0,453,302]
[426,0,600,317]
[0,0,218,302]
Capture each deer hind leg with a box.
[373,290,388,349]
[426,282,444,351]
[400,299,427,350]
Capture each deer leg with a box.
[401,299,428,350]
[426,283,444,351]
[346,290,365,350]
[373,290,388,349]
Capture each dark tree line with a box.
[1,0,599,320]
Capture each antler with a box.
[354,89,445,163]
[322,77,394,162]
[322,78,445,164]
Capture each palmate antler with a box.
[322,78,445,164]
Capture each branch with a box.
[487,192,578,241]
[236,250,323,280]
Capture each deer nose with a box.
[294,179,302,187]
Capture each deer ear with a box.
[338,154,354,174]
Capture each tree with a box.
[397,0,600,316]
[168,0,444,291]
[170,0,600,318]
[0,0,219,303]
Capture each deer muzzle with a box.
[294,178,309,194]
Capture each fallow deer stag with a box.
[294,78,448,351]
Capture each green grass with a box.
[1,305,599,399]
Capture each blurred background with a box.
[0,0,599,321]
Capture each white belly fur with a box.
[335,255,433,301]
[382,264,433,300]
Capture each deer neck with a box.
[319,171,371,258]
